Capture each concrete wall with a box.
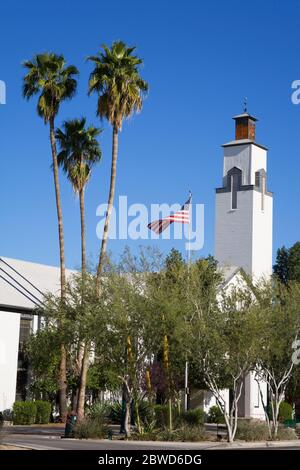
[0,311,20,411]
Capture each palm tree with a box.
[56,118,102,421]
[88,41,148,287]
[22,53,78,421]
[56,118,102,275]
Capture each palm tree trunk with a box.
[96,124,118,286]
[76,186,89,420]
[49,116,68,422]
[79,187,86,275]
[76,342,90,421]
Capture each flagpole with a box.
[184,191,192,412]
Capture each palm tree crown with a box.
[23,53,78,122]
[56,118,102,192]
[88,41,148,129]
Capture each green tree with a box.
[254,281,300,439]
[274,242,300,284]
[88,41,148,285]
[22,53,78,421]
[56,118,101,275]
[184,264,259,442]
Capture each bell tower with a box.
[215,112,273,280]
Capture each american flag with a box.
[148,193,192,235]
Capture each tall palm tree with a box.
[88,41,148,287]
[56,118,102,421]
[56,118,102,275]
[22,53,78,421]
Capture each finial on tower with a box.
[243,97,248,113]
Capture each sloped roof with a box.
[220,265,241,284]
[0,257,76,312]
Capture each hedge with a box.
[13,401,51,425]
[13,401,37,425]
[35,401,51,424]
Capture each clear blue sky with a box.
[1,0,300,270]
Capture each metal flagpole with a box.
[184,190,192,412]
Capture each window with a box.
[255,171,261,188]
[231,174,238,210]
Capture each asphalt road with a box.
[1,434,218,450]
[2,433,300,450]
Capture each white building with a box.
[0,258,75,412]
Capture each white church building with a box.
[202,110,273,419]
[0,111,273,419]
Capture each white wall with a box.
[251,191,273,280]
[244,371,267,419]
[0,311,20,411]
[215,190,253,274]
[223,143,267,186]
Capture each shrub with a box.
[207,406,225,424]
[88,402,109,421]
[180,408,206,426]
[235,420,269,441]
[35,401,51,424]
[176,425,207,442]
[108,402,122,424]
[157,425,206,442]
[279,402,293,422]
[73,417,108,439]
[153,404,179,428]
[134,401,153,425]
[13,401,37,425]
[0,412,3,427]
[276,426,297,440]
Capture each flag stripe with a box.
[148,193,192,234]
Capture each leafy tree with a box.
[254,281,300,439]
[274,242,300,284]
[289,242,300,281]
[26,329,60,403]
[22,53,78,421]
[184,263,259,442]
[88,41,148,285]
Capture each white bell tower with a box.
[215,112,273,280]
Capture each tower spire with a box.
[243,97,248,113]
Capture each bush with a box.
[236,420,269,441]
[157,425,207,442]
[276,426,297,440]
[153,404,180,428]
[207,406,225,424]
[73,417,108,439]
[35,401,51,424]
[88,402,109,421]
[180,408,206,426]
[279,402,293,422]
[175,425,207,442]
[13,401,37,425]
[134,401,153,425]
[0,412,3,427]
[108,402,122,424]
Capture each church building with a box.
[0,110,273,420]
